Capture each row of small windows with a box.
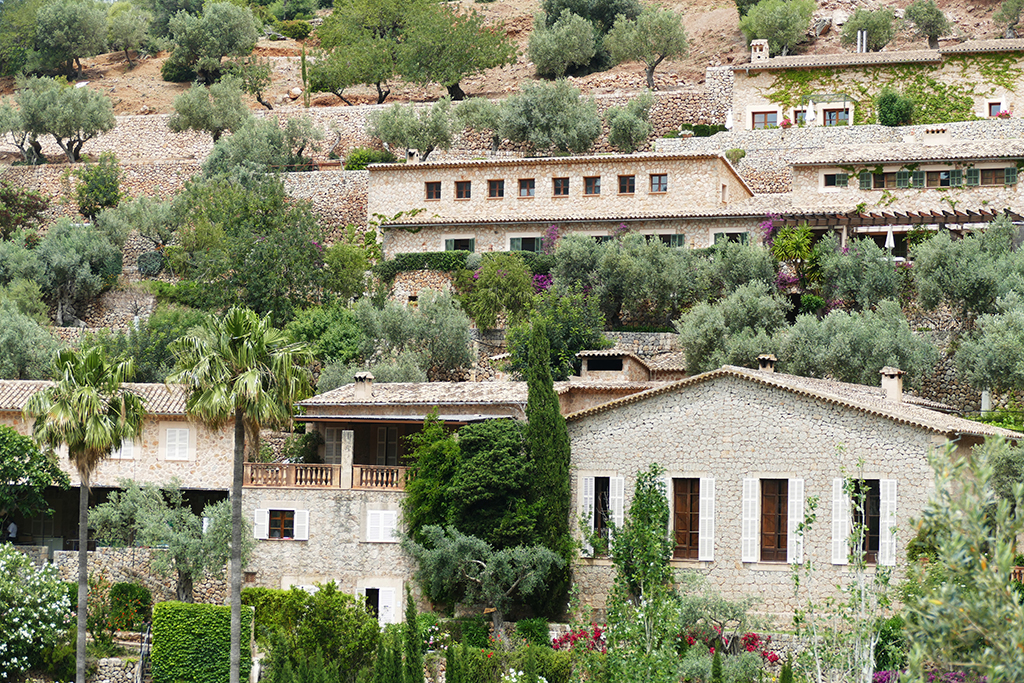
[753,109,849,129]
[444,233,688,253]
[425,174,669,200]
[824,167,1019,189]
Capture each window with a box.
[793,110,807,125]
[619,175,635,194]
[657,234,685,248]
[824,173,848,188]
[649,174,668,193]
[832,478,897,566]
[377,427,398,466]
[824,108,849,126]
[519,178,535,197]
[581,475,624,555]
[455,181,471,199]
[989,102,1003,117]
[324,428,345,464]
[553,177,570,196]
[976,167,1018,186]
[872,173,897,189]
[741,477,804,564]
[926,171,951,188]
[254,508,309,540]
[166,428,189,461]
[360,586,397,624]
[671,478,715,561]
[425,182,441,200]
[510,236,543,252]
[111,440,136,460]
[713,232,749,245]
[488,179,504,198]
[588,357,623,372]
[366,509,398,543]
[444,238,475,251]
[752,111,777,129]
[584,176,601,195]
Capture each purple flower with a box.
[532,273,553,294]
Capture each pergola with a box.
[778,208,1023,246]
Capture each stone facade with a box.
[90,658,138,683]
[565,369,989,622]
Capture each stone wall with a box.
[602,331,678,355]
[90,658,137,683]
[54,547,228,605]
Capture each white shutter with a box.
[254,509,269,540]
[112,440,135,460]
[367,510,382,542]
[167,428,189,460]
[741,478,758,562]
[381,511,398,542]
[293,510,309,541]
[698,477,715,562]
[610,477,625,528]
[879,479,898,566]
[787,478,805,565]
[661,476,673,541]
[581,477,595,555]
[832,478,850,565]
[378,587,397,624]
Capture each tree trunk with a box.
[256,95,273,111]
[229,408,244,683]
[375,82,390,105]
[334,92,353,106]
[177,569,194,603]
[123,49,134,68]
[76,474,89,683]
[447,82,466,101]
[646,65,657,90]
[928,35,939,49]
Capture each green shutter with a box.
[740,232,749,245]
[859,171,872,190]
[669,234,685,248]
[714,233,726,245]
[1005,167,1018,185]
[950,169,963,187]
[896,171,910,188]
[444,239,455,251]
[510,237,522,251]
[836,173,849,188]
[467,239,475,253]
[966,169,980,186]
[910,171,925,188]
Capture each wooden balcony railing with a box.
[244,463,343,488]
[353,465,411,490]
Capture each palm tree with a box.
[24,346,146,683]
[168,307,313,683]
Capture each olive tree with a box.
[498,79,601,155]
[604,7,689,90]
[165,2,259,82]
[168,77,252,143]
[604,90,654,153]
[32,0,107,77]
[107,2,151,67]
[904,0,950,48]
[738,0,815,57]
[954,295,1024,392]
[840,8,897,52]
[16,75,115,163]
[527,9,597,79]
[366,97,454,162]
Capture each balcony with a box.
[243,463,410,490]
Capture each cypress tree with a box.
[711,650,723,683]
[445,643,459,683]
[403,586,424,683]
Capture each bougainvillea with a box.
[552,624,606,653]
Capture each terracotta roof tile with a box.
[369,152,725,172]
[0,380,187,415]
[939,39,1024,54]
[736,50,941,71]
[793,140,1024,166]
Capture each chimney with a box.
[751,39,769,63]
[879,367,905,402]
[353,372,374,400]
[757,354,778,373]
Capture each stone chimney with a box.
[879,367,905,402]
[757,354,778,373]
[353,372,374,400]
[751,39,769,63]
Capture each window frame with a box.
[510,236,544,252]
[832,478,897,566]
[584,176,601,196]
[254,507,309,541]
[552,177,570,197]
[487,179,505,199]
[989,102,1003,117]
[110,439,137,460]
[425,181,441,201]
[165,427,190,461]
[673,478,701,560]
[649,174,668,194]
[444,237,475,252]
[742,477,804,564]
[823,108,849,126]
[824,173,849,188]
[518,178,535,198]
[618,175,636,194]
[366,509,399,543]
[752,111,777,129]
[455,180,472,200]
[580,475,624,556]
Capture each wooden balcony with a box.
[353,464,411,490]
[243,463,411,490]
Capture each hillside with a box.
[0,0,1008,122]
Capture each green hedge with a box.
[373,251,471,282]
[241,587,295,641]
[151,602,254,683]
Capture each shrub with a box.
[137,250,164,277]
[876,88,914,126]
[281,430,324,464]
[277,20,312,40]
[528,10,598,78]
[451,616,489,647]
[160,55,195,82]
[724,148,746,165]
[344,146,398,170]
[456,251,534,330]
[241,587,295,643]
[109,582,153,630]
[840,8,896,52]
[514,618,550,647]
[151,601,254,683]
[72,152,124,221]
[604,91,654,153]
[875,614,908,671]
[373,251,471,283]
[738,0,816,57]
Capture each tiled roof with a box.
[793,140,1024,166]
[369,153,724,172]
[578,349,652,370]
[566,366,1022,439]
[736,50,941,71]
[0,380,187,415]
[645,351,688,371]
[940,39,1024,54]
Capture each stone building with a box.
[566,363,1020,621]
[0,380,232,558]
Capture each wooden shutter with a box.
[836,173,849,188]
[698,477,715,562]
[610,477,625,528]
[294,510,309,541]
[739,232,749,245]
[510,237,522,251]
[714,232,727,245]
[381,511,398,542]
[966,168,980,186]
[896,171,910,188]
[379,588,397,624]
[467,239,476,253]
[879,479,897,566]
[910,171,925,188]
[858,171,872,190]
[1005,167,1018,185]
[950,169,963,186]
[444,239,455,251]
[254,509,269,540]
[787,478,805,564]
[581,476,595,554]
[741,478,758,562]
[367,510,382,542]
[324,428,338,464]
[832,478,850,565]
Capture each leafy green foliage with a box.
[168,77,252,142]
[151,602,255,683]
[514,619,551,648]
[0,424,69,520]
[277,19,312,39]
[202,116,322,176]
[227,56,274,110]
[955,296,1024,392]
[137,251,164,276]
[402,412,460,544]
[738,0,815,57]
[108,582,152,630]
[816,235,900,310]
[283,302,362,365]
[875,88,914,126]
[911,228,1005,324]
[373,251,471,283]
[97,195,175,248]
[344,146,398,170]
[840,8,897,52]
[71,152,123,221]
[603,90,654,153]
[0,0,46,76]
[367,97,455,162]
[498,79,601,155]
[0,299,61,377]
[528,10,597,79]
[456,251,534,330]
[165,2,259,82]
[16,74,115,163]
[107,2,151,68]
[505,286,612,381]
[31,0,108,77]
[404,586,424,683]
[994,0,1024,35]
[735,0,759,18]
[0,180,48,240]
[904,0,950,48]
[604,7,688,90]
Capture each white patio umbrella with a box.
[805,101,816,124]
[885,225,896,251]
[725,110,734,130]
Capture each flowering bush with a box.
[996,110,1012,119]
[502,668,548,683]
[0,545,74,681]
[532,273,553,294]
[780,117,793,129]
[551,624,606,653]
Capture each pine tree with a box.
[403,586,424,683]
